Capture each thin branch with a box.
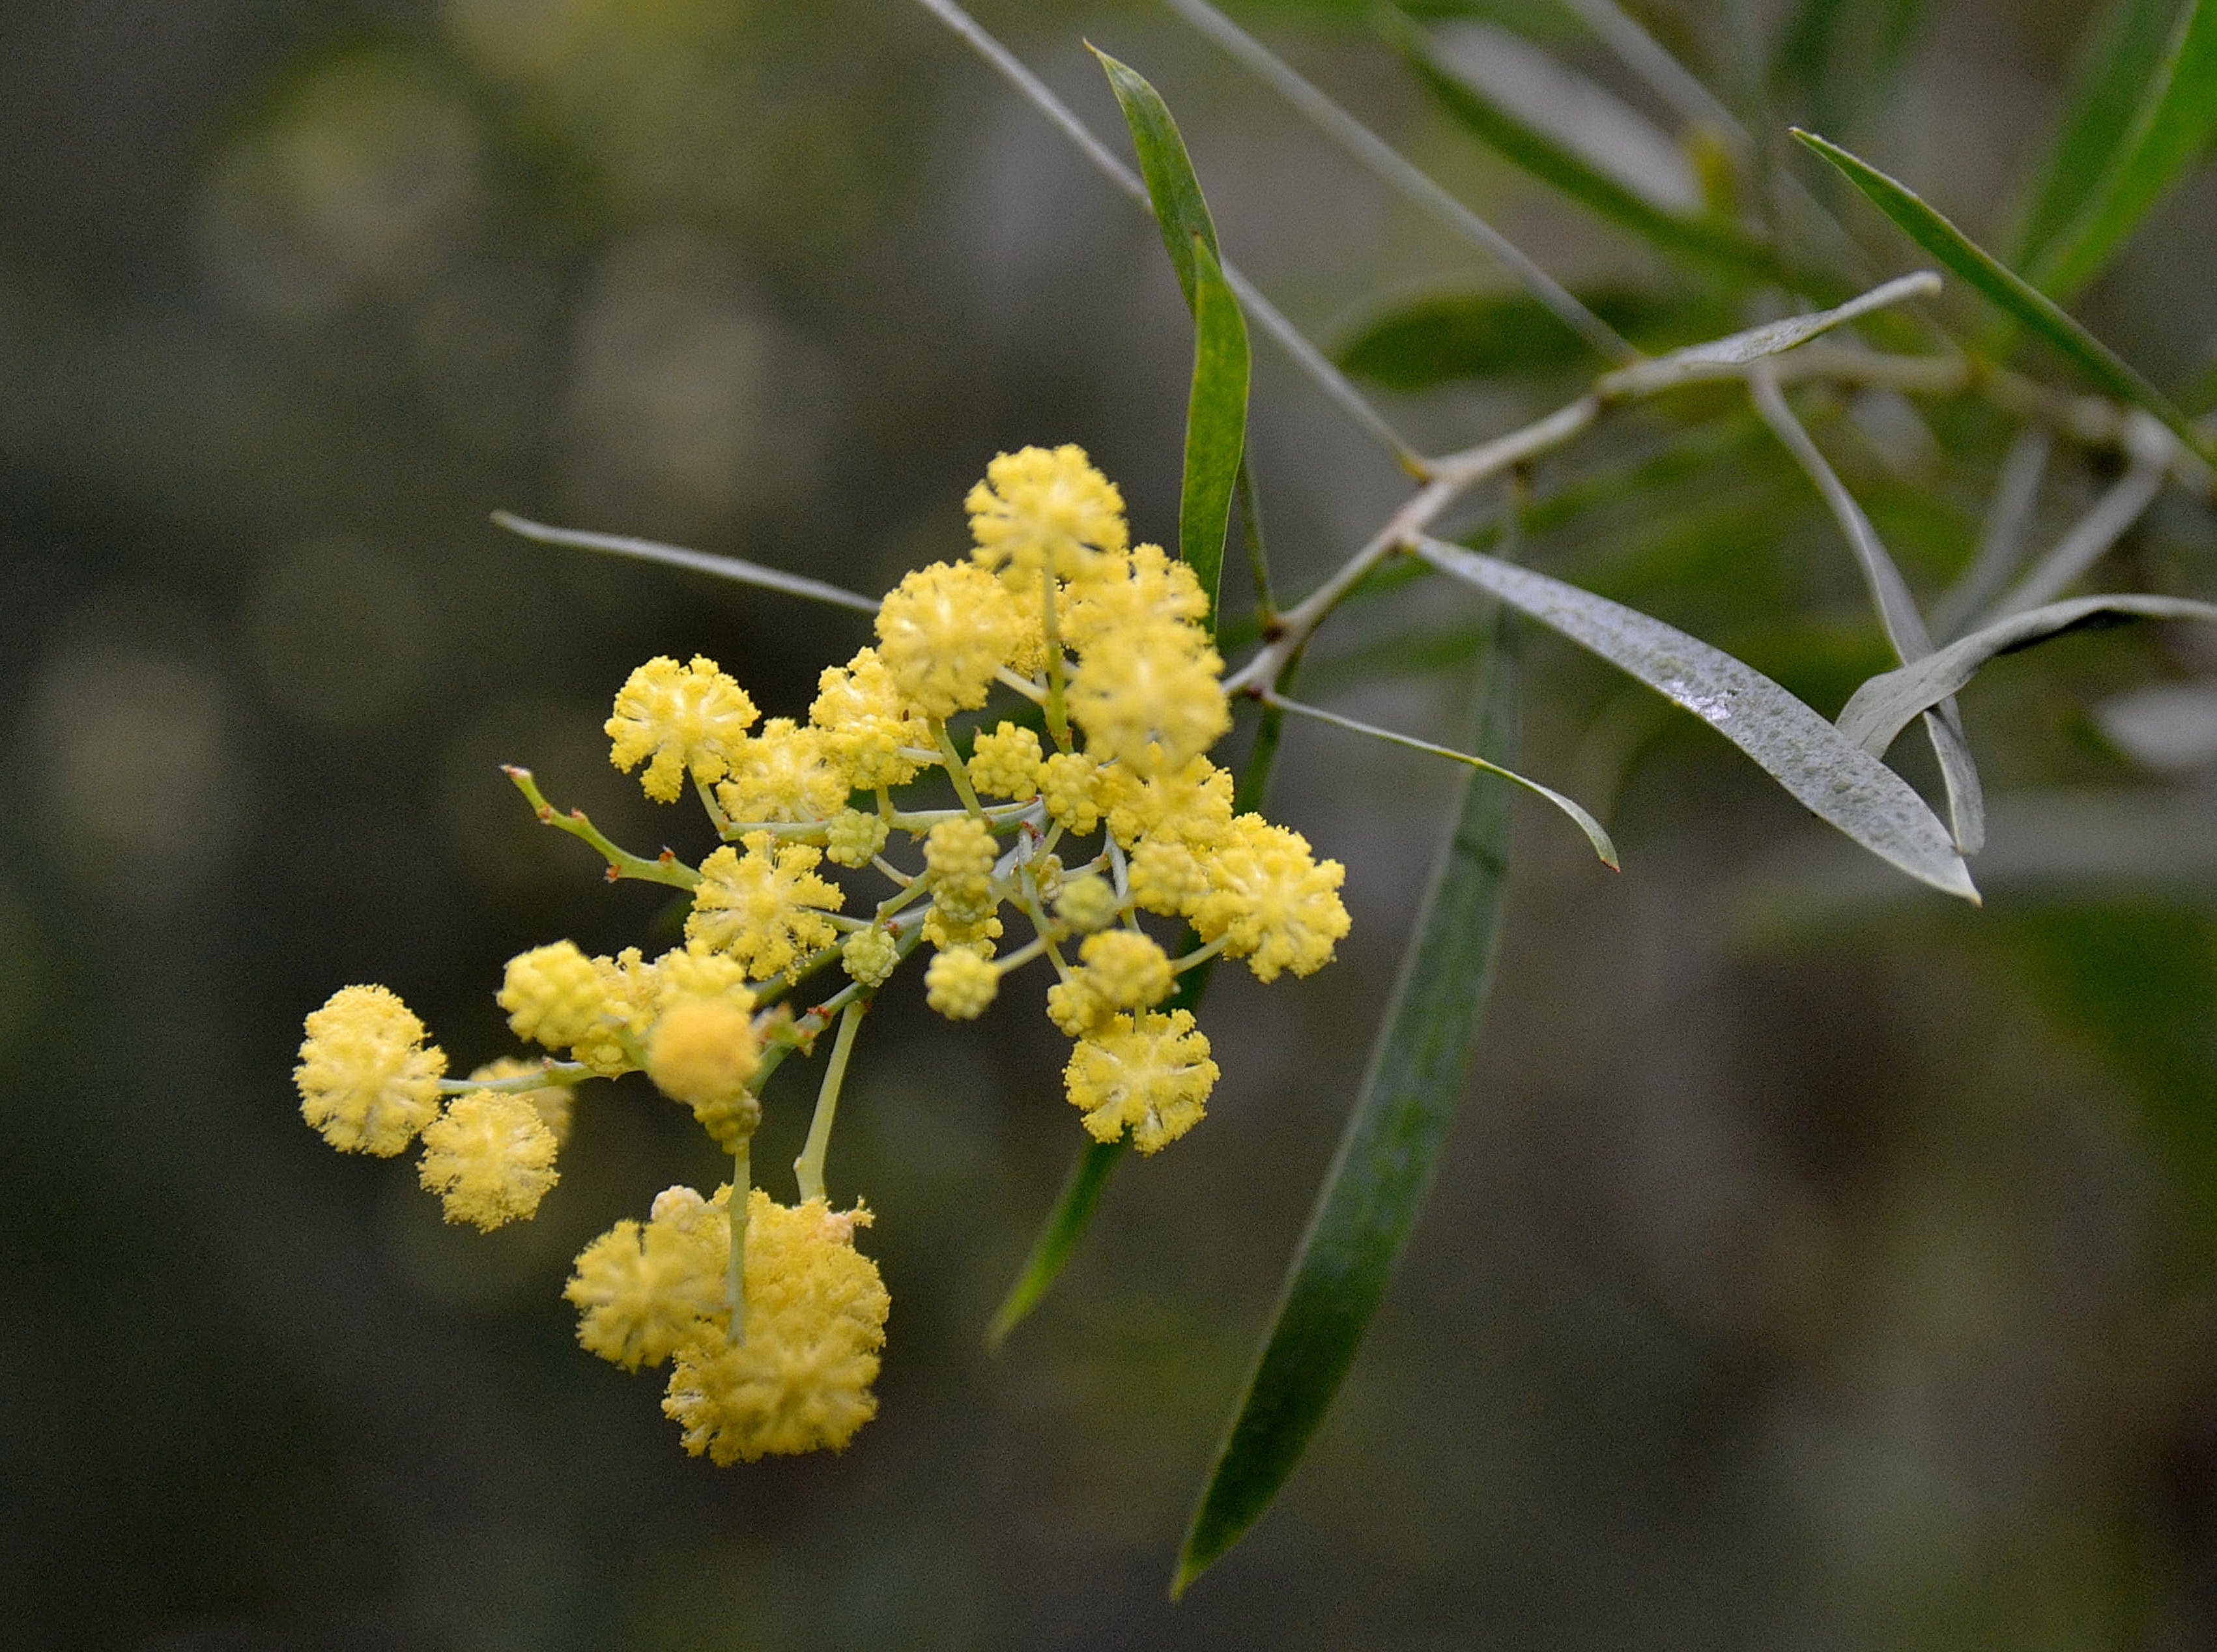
[1934,425,2050,640]
[1992,458,2167,617]
[503,765,701,889]
[1163,0,1635,365]
[492,513,881,614]
[908,0,1422,470]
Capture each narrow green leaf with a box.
[1091,45,1218,309]
[1177,612,1521,1597]
[1418,537,1980,900]
[2031,0,2217,301]
[1181,233,1250,621]
[1335,287,1721,391]
[984,1138,1124,1353]
[1599,270,1939,399]
[2009,0,2186,272]
[1398,20,1824,294]
[1835,593,2217,756]
[986,668,1287,1348]
[1791,128,2213,463]
[490,512,881,613]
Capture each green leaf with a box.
[1177,612,1521,1597]
[1418,537,1980,900]
[1397,18,1824,294]
[1181,233,1250,621]
[986,667,1290,1349]
[1790,128,2213,463]
[1091,44,1219,309]
[984,1137,1124,1353]
[1334,286,1720,390]
[2009,0,2186,272]
[2031,0,2217,301]
[1599,270,1939,399]
[1835,593,2217,756]
[490,512,881,614]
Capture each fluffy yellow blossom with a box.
[824,808,889,868]
[715,718,849,824]
[418,1090,560,1229]
[607,655,759,803]
[1039,751,1108,835]
[1191,816,1351,982]
[569,947,657,1076]
[967,721,1043,801]
[810,648,930,790]
[1046,977,1103,1038]
[498,941,608,1051]
[1067,616,1230,775]
[875,561,1025,720]
[925,815,997,922]
[661,1192,888,1464]
[296,984,448,1155]
[646,997,762,1147]
[567,1185,731,1370]
[1054,874,1119,935]
[965,444,1128,586]
[842,926,900,988]
[1065,1008,1218,1153]
[1101,753,1234,850]
[651,944,754,1010]
[924,947,999,1019]
[1061,542,1209,648]
[469,1057,575,1144]
[687,833,846,979]
[1076,928,1174,1012]
[1128,837,1210,917]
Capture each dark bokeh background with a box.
[7,1,2217,1646]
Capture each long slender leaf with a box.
[1092,45,1218,309]
[1790,128,2214,463]
[1182,234,1250,620]
[490,513,881,613]
[2010,0,2187,272]
[2032,0,2217,302]
[1836,593,2217,755]
[1418,537,1979,899]
[1177,612,1521,1597]
[1993,457,2166,615]
[1597,270,1938,399]
[985,1139,1124,1352]
[1398,18,1824,294]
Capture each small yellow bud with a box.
[925,815,997,922]
[1039,752,1107,835]
[498,941,607,1051]
[296,984,447,1156]
[1054,874,1118,935]
[842,926,900,988]
[1077,928,1173,1012]
[924,947,999,1020]
[967,720,1043,801]
[417,1090,560,1230]
[646,997,762,1148]
[824,808,890,868]
[1045,976,1104,1038]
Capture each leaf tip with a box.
[1169,1546,1212,1602]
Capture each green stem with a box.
[437,1061,592,1095]
[728,1137,751,1346]
[504,767,700,889]
[795,1000,867,1204]
[933,721,988,816]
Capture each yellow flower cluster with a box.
[292,444,1348,1472]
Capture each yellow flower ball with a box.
[646,997,762,1148]
[567,1185,732,1370]
[924,947,999,1021]
[965,443,1128,586]
[417,1090,560,1230]
[1064,1008,1218,1153]
[607,655,758,803]
[296,984,447,1156]
[874,562,1025,721]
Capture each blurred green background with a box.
[6,0,2217,1646]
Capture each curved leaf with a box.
[985,1139,1124,1352]
[2032,0,2217,302]
[1177,613,1521,1597]
[1182,234,1250,620]
[1417,538,1979,900]
[2010,0,2186,273]
[1091,44,1219,309]
[1836,593,2217,755]
[1790,128,2213,463]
